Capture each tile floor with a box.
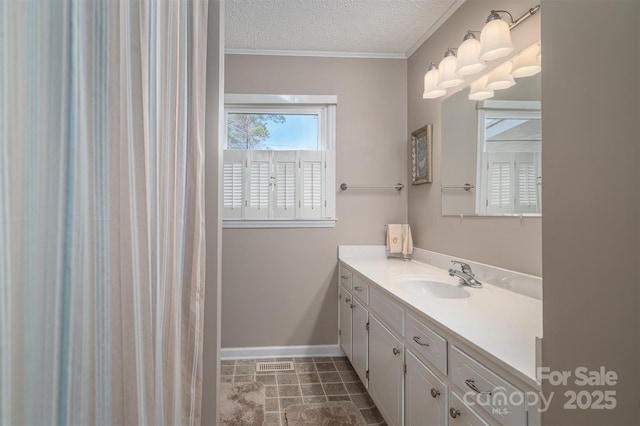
[221,356,386,426]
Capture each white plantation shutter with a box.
[223,149,333,222]
[274,151,297,219]
[246,151,271,219]
[300,151,325,219]
[486,153,514,214]
[515,153,541,214]
[482,152,542,215]
[223,150,245,218]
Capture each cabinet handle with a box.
[465,378,492,395]
[449,408,461,419]
[430,388,440,398]
[413,336,429,347]
[354,286,364,291]
[341,275,350,280]
[392,347,401,355]
[345,297,351,303]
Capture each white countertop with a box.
[339,250,543,389]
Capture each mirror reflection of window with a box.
[441,71,541,217]
[476,101,541,215]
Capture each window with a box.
[476,101,542,215]
[223,95,336,228]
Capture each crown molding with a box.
[225,48,406,60]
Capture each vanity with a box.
[338,246,542,426]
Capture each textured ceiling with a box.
[225,0,466,58]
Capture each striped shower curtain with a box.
[0,1,208,425]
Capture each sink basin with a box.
[396,278,470,299]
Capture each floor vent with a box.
[256,361,295,372]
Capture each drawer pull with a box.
[465,378,492,395]
[354,286,364,291]
[449,408,461,419]
[430,388,440,398]
[341,275,350,280]
[392,347,401,355]
[412,336,429,347]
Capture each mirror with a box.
[441,71,541,216]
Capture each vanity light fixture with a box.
[511,43,541,78]
[479,10,514,61]
[486,61,516,90]
[479,6,541,62]
[423,63,446,99]
[456,31,486,76]
[420,5,539,101]
[468,75,494,101]
[437,48,464,89]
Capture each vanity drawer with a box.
[450,346,526,425]
[369,287,404,336]
[406,314,447,375]
[352,275,369,305]
[448,390,490,426]
[339,266,353,291]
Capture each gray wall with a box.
[541,0,640,424]
[407,0,542,276]
[222,55,407,348]
[201,1,223,424]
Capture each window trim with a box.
[222,94,337,228]
[223,219,337,229]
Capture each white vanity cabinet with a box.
[369,316,404,426]
[351,298,369,386]
[449,346,527,426]
[337,260,537,426]
[338,288,353,360]
[352,274,369,304]
[449,390,490,426]
[405,350,448,426]
[339,265,368,386]
[340,267,353,291]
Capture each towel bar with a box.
[340,183,404,191]
[441,183,475,191]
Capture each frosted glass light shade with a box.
[511,43,541,78]
[456,35,486,76]
[486,61,515,90]
[437,51,464,89]
[479,17,514,61]
[468,76,494,101]
[536,42,542,66]
[423,67,446,99]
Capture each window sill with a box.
[223,219,337,229]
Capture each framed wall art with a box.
[411,124,433,185]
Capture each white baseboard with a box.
[221,344,343,360]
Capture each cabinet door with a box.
[339,290,353,360]
[405,351,447,426]
[448,391,490,426]
[352,299,368,387]
[369,316,404,426]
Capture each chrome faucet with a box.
[448,261,483,288]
